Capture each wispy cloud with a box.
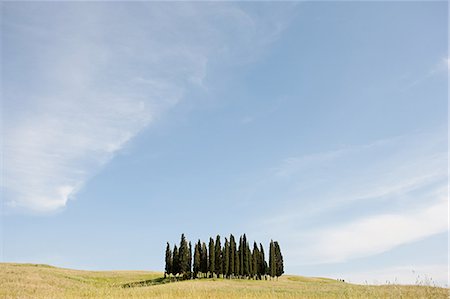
[2,2,294,212]
[256,130,447,210]
[402,56,449,90]
[308,190,447,263]
[248,129,447,267]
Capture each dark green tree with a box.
[269,240,276,278]
[274,241,284,278]
[193,241,201,278]
[242,234,250,277]
[208,237,215,278]
[188,241,192,279]
[223,238,230,278]
[247,244,252,278]
[259,243,268,279]
[215,235,222,278]
[201,242,208,278]
[172,245,179,277]
[229,234,236,278]
[179,234,190,279]
[238,236,244,277]
[252,242,259,279]
[235,241,240,278]
[165,242,172,278]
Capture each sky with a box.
[1,1,448,286]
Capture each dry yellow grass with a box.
[0,263,448,298]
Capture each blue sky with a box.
[2,1,448,285]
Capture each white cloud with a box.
[248,130,447,269]
[309,195,447,263]
[2,2,294,212]
[261,190,448,269]
[403,56,449,90]
[257,130,447,214]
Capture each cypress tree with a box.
[235,241,240,278]
[188,241,192,279]
[201,242,208,278]
[165,242,172,278]
[193,242,201,278]
[274,241,284,278]
[259,243,268,279]
[243,234,249,277]
[208,237,215,278]
[224,238,230,278]
[252,242,259,279]
[239,236,244,277]
[247,243,252,278]
[172,245,179,277]
[269,240,276,278]
[229,234,236,278]
[215,235,222,278]
[179,234,189,278]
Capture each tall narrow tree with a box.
[188,241,193,279]
[201,242,208,278]
[179,234,189,278]
[214,235,222,278]
[165,242,172,278]
[193,242,201,279]
[274,241,284,278]
[172,245,179,277]
[259,243,268,279]
[238,236,244,277]
[269,240,276,278]
[223,238,230,278]
[252,242,259,279]
[247,243,252,278]
[229,234,236,278]
[208,238,215,278]
[242,234,250,277]
[235,241,240,278]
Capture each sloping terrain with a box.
[0,263,447,298]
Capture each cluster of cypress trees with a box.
[165,234,284,280]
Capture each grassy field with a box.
[0,263,447,298]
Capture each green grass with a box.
[0,263,448,298]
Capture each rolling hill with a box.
[0,263,447,298]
